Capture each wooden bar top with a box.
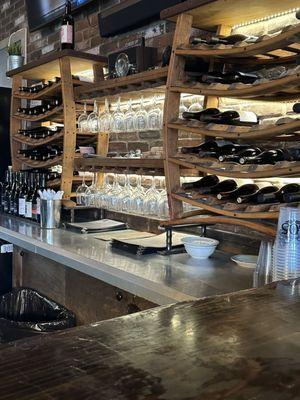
[0,279,299,399]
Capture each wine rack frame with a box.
[8,50,107,198]
[162,0,300,237]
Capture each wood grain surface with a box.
[0,279,299,399]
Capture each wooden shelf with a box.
[13,79,93,101]
[74,156,165,173]
[171,70,300,101]
[169,118,300,140]
[16,155,62,168]
[13,106,63,122]
[7,50,107,80]
[161,0,300,30]
[170,155,300,179]
[75,67,168,103]
[176,24,300,61]
[172,192,281,219]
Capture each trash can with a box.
[0,240,12,296]
[0,288,76,344]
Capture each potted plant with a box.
[7,41,24,71]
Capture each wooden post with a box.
[10,75,23,171]
[93,63,104,83]
[96,132,109,186]
[59,57,77,199]
[163,13,193,219]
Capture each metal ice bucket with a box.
[40,200,62,229]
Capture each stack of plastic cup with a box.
[272,207,300,281]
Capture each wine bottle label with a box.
[19,198,26,215]
[61,25,73,44]
[25,201,32,218]
[36,198,41,215]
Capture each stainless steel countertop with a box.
[0,214,254,305]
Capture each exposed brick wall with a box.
[0,0,176,153]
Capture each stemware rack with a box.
[161,0,300,237]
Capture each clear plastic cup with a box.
[272,207,300,281]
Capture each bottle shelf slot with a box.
[13,105,63,122]
[13,79,92,101]
[176,24,300,61]
[172,192,282,219]
[74,156,165,172]
[13,130,64,147]
[170,155,300,179]
[171,70,300,101]
[168,118,300,140]
[16,155,63,168]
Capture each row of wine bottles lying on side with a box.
[182,175,300,204]
[186,56,300,86]
[17,126,63,139]
[18,74,82,94]
[17,99,61,116]
[181,104,300,127]
[18,146,63,161]
[190,11,300,47]
[181,140,300,165]
[1,169,49,222]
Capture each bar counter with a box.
[0,279,299,399]
[0,214,253,306]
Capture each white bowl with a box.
[181,236,219,259]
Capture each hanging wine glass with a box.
[124,99,136,132]
[179,96,188,118]
[147,95,162,131]
[87,100,100,133]
[76,174,91,206]
[144,176,160,216]
[130,174,145,215]
[99,98,112,133]
[77,102,89,133]
[112,97,125,133]
[134,96,148,132]
[188,96,203,112]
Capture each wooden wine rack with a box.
[7,50,107,198]
[161,0,300,237]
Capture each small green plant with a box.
[7,41,22,56]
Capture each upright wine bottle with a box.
[18,172,28,217]
[182,175,219,191]
[257,184,300,204]
[3,168,12,214]
[217,184,259,201]
[237,186,278,204]
[61,0,74,50]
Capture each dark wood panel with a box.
[0,279,299,399]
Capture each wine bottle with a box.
[3,168,13,214]
[283,190,300,203]
[237,186,277,204]
[216,144,252,162]
[182,109,258,126]
[293,103,300,114]
[205,179,238,196]
[217,184,259,201]
[61,0,74,50]
[18,172,28,217]
[182,108,220,121]
[201,71,258,85]
[219,147,262,163]
[181,140,219,155]
[257,184,300,204]
[191,33,258,46]
[240,149,286,165]
[182,175,219,191]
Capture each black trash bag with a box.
[0,288,76,344]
